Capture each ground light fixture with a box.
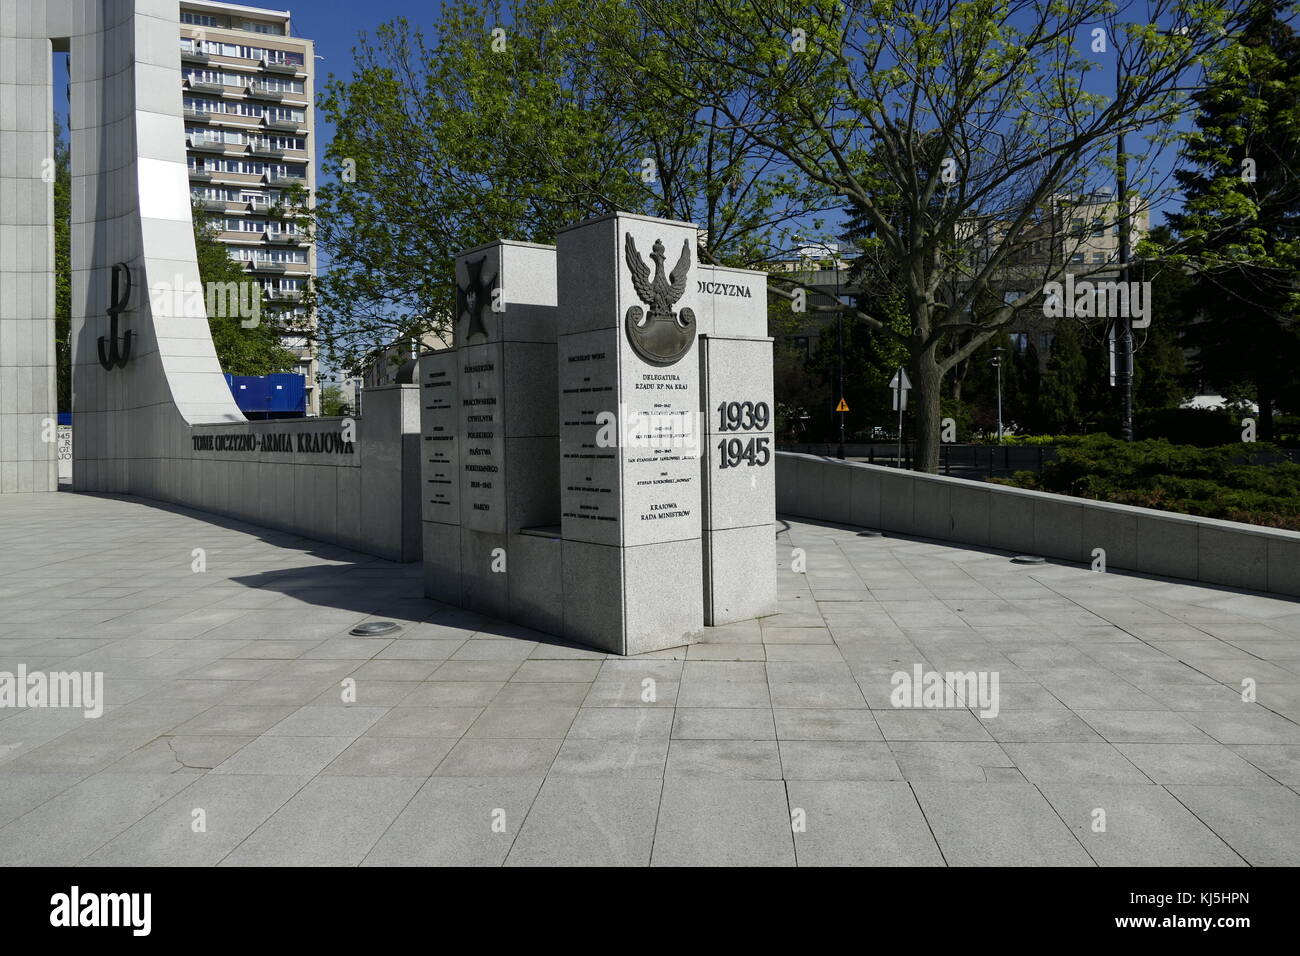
[350,621,402,636]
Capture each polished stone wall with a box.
[0,0,59,492]
[776,451,1300,598]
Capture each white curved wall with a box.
[0,2,421,561]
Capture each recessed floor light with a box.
[351,621,401,636]
[1011,555,1045,565]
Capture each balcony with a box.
[263,116,305,133]
[245,259,290,274]
[186,138,234,154]
[245,84,290,103]
[263,230,306,245]
[260,58,305,76]
[186,79,225,94]
[187,168,215,181]
[264,288,304,302]
[202,171,264,187]
[183,106,214,120]
[181,48,210,64]
[266,172,306,187]
[247,141,286,159]
[195,197,231,211]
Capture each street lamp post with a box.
[834,263,845,460]
[991,346,1006,441]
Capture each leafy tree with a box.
[840,193,922,433]
[191,209,297,376]
[1162,0,1300,439]
[320,385,350,416]
[632,0,1248,471]
[311,0,819,370]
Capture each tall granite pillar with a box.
[0,25,57,492]
[695,264,777,624]
[421,240,560,627]
[557,213,705,654]
[420,350,461,602]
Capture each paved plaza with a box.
[1,491,1298,866]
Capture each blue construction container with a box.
[224,373,306,418]
[265,374,307,414]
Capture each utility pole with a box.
[1116,51,1134,441]
[834,261,845,460]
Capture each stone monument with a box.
[421,240,561,627]
[420,212,776,654]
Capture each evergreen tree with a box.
[1166,0,1300,439]
[1038,319,1087,432]
[1133,226,1192,414]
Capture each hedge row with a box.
[995,435,1300,531]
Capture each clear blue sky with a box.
[283,0,418,172]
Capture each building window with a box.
[241,21,286,36]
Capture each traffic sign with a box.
[890,367,911,411]
[835,398,849,412]
[891,367,911,465]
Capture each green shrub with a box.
[1134,407,1243,446]
[997,434,1082,446]
[1001,435,1300,530]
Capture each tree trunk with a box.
[1258,382,1275,442]
[913,343,943,473]
[950,354,967,401]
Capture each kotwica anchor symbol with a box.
[97,262,133,371]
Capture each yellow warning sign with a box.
[835,398,850,412]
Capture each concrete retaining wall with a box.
[776,451,1300,599]
[78,384,423,563]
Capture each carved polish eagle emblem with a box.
[624,233,696,365]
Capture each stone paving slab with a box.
[0,492,1298,865]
